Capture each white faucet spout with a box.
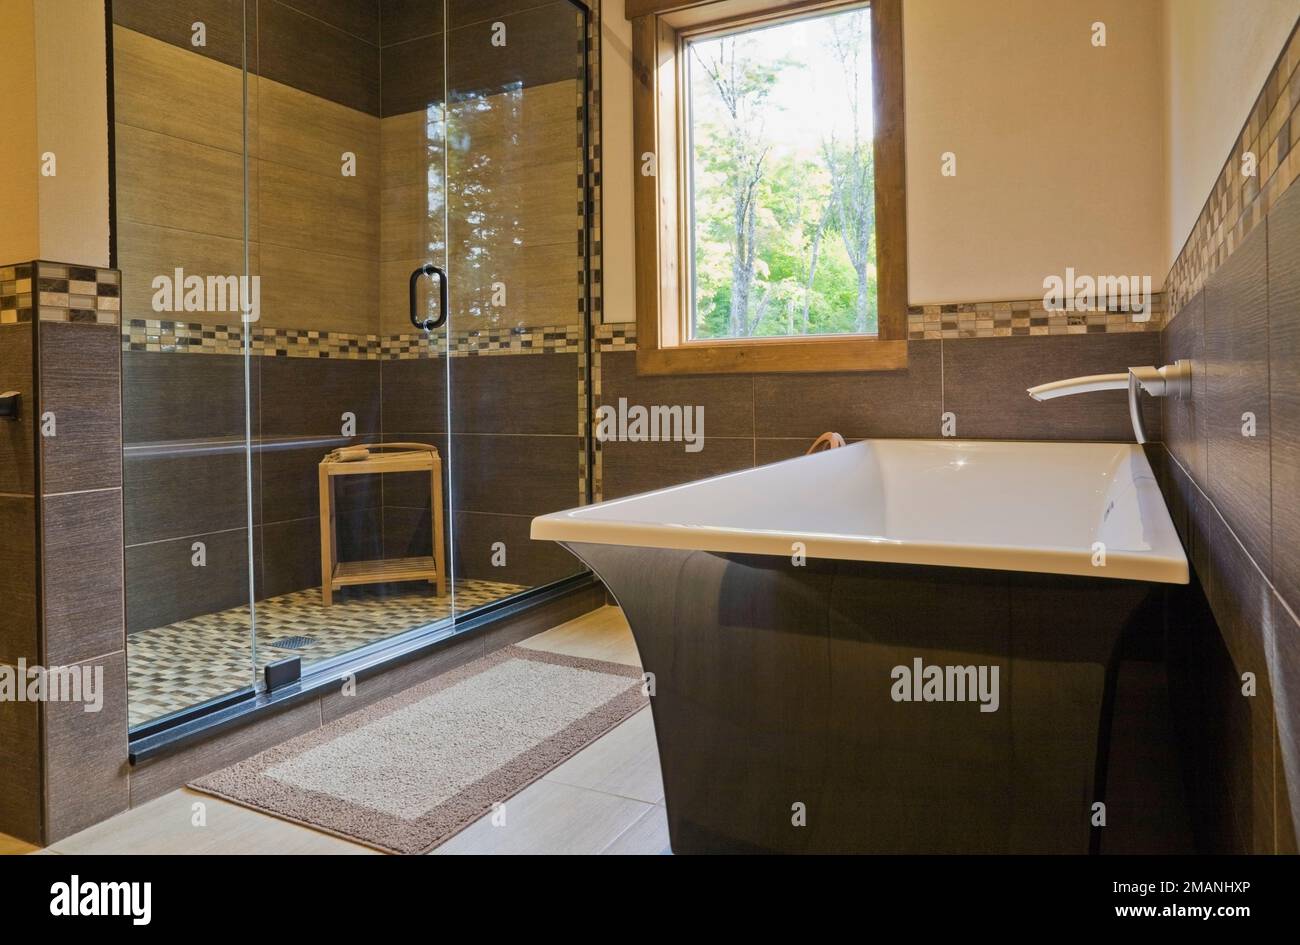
[1025,373,1128,401]
[1025,360,1192,444]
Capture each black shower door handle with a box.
[409,263,448,331]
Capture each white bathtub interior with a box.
[533,439,1189,583]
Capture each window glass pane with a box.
[686,6,876,339]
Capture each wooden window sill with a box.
[635,337,908,375]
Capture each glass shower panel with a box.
[247,0,455,674]
[118,0,592,729]
[444,0,592,603]
[115,0,257,729]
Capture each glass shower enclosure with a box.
[112,0,592,731]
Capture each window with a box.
[630,0,906,374]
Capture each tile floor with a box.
[127,578,526,727]
[26,605,670,855]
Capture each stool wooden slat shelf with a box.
[318,442,447,605]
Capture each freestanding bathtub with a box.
[532,439,1188,854]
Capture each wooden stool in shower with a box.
[317,442,447,605]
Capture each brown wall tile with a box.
[1201,509,1277,853]
[115,123,251,240]
[755,437,823,466]
[380,32,444,117]
[280,0,380,44]
[381,359,447,434]
[124,446,253,543]
[0,696,41,843]
[943,333,1161,441]
[0,496,39,665]
[260,438,379,525]
[126,528,252,632]
[123,351,254,444]
[113,0,256,73]
[754,340,941,439]
[1162,292,1208,488]
[38,323,122,494]
[42,490,125,666]
[259,160,378,259]
[602,349,753,437]
[1204,222,1272,574]
[380,2,580,117]
[1269,183,1300,615]
[450,432,578,514]
[259,0,381,115]
[112,25,249,157]
[450,509,582,585]
[43,651,130,843]
[601,436,753,500]
[257,517,321,598]
[259,357,380,437]
[0,323,36,495]
[445,3,582,102]
[381,0,444,45]
[380,431,450,507]
[1273,594,1300,854]
[451,352,579,435]
[116,222,257,323]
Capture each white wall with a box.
[601,3,638,322]
[0,0,110,267]
[1163,0,1299,270]
[35,0,110,267]
[0,0,39,264]
[903,0,1165,303]
[599,0,1167,319]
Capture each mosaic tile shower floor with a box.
[127,578,527,728]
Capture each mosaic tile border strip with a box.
[594,321,636,351]
[1166,18,1300,317]
[906,295,1165,340]
[580,0,603,504]
[121,319,586,359]
[592,303,1162,346]
[1,260,121,326]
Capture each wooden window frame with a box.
[630,0,907,375]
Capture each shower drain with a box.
[268,635,317,650]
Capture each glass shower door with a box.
[116,0,258,729]
[118,0,594,733]
[442,0,592,607]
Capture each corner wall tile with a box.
[1161,292,1208,488]
[1204,222,1272,575]
[42,489,125,666]
[0,323,36,494]
[942,333,1161,441]
[38,322,122,494]
[43,651,129,843]
[1268,182,1300,614]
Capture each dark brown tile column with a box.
[0,260,129,844]
[35,263,129,841]
[0,268,42,840]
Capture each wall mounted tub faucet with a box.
[1026,360,1191,444]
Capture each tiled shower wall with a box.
[1157,20,1300,855]
[112,0,590,631]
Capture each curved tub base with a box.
[564,542,1159,855]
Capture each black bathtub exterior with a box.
[565,542,1162,854]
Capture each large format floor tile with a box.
[46,605,668,855]
[48,789,375,856]
[430,779,653,855]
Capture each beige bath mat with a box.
[190,646,647,854]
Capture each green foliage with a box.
[688,15,877,340]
